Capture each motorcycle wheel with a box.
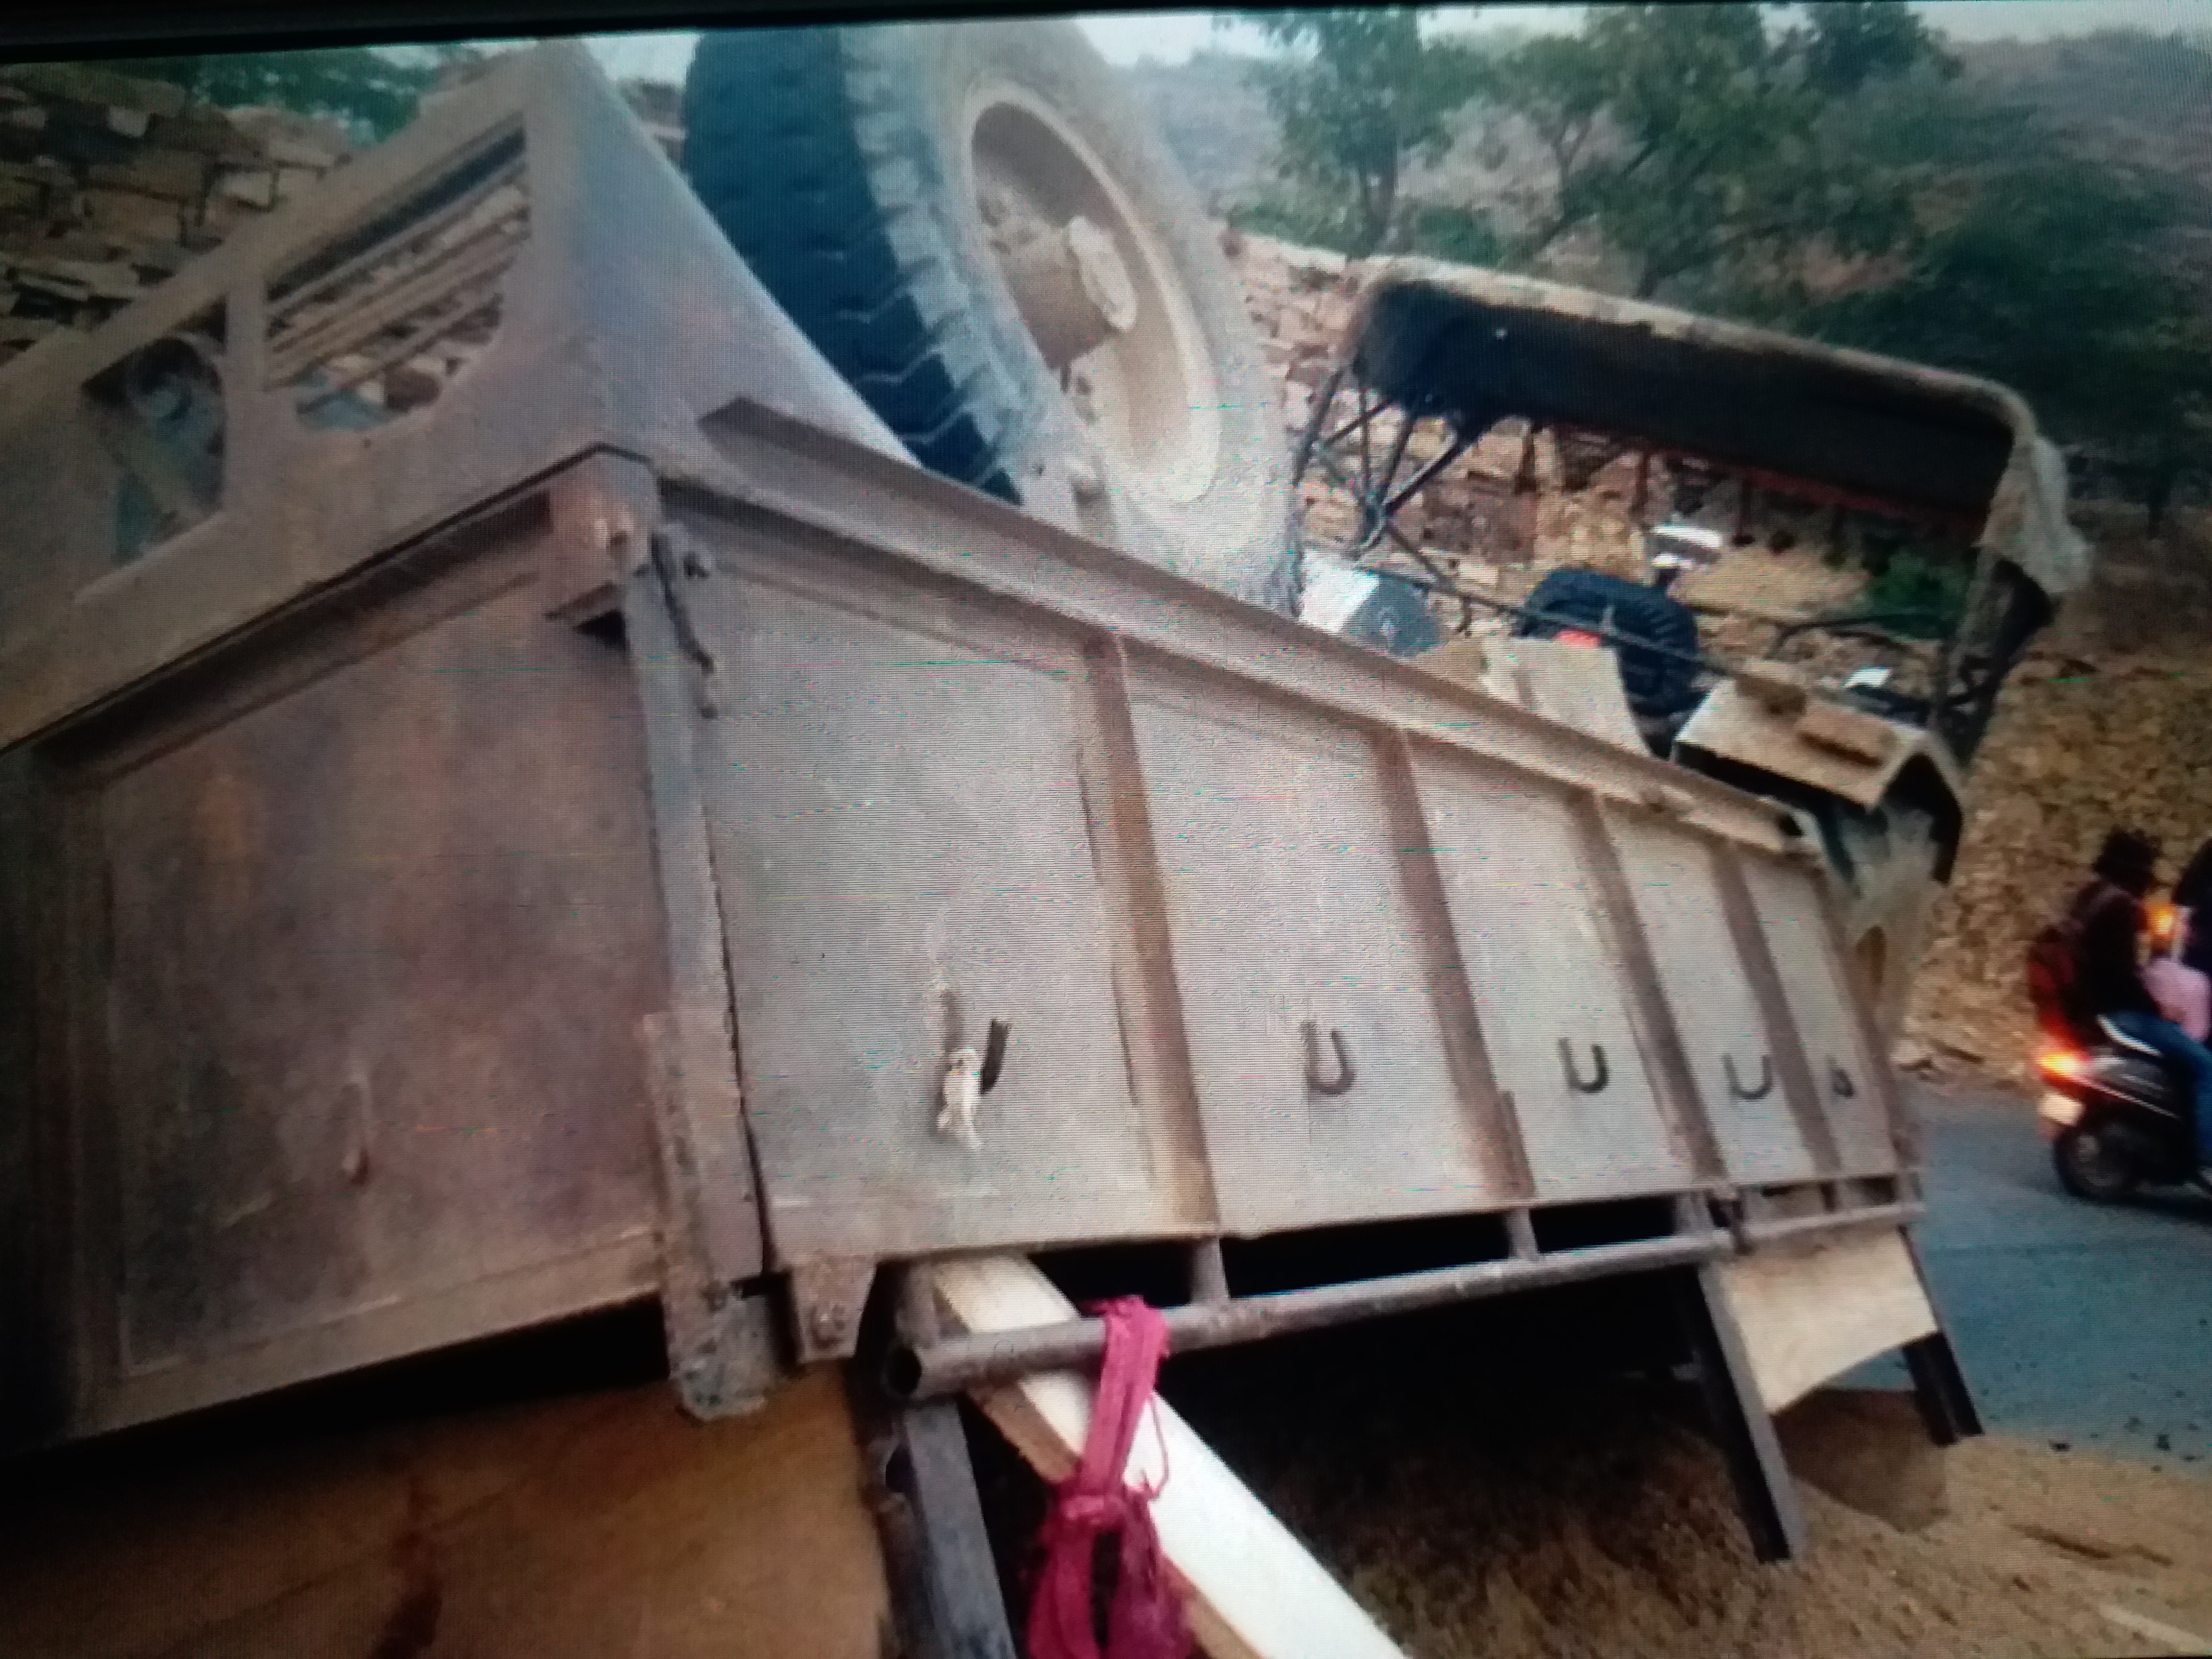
[2053,1125,2140,1202]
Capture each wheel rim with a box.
[964,84,1221,506]
[2065,1129,2130,1194]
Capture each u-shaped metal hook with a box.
[1559,1038,1609,1094]
[1723,1052,1775,1101]
[979,1019,1011,1094]
[1828,1060,1856,1100]
[1302,1022,1356,1096]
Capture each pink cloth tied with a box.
[1024,1297,1190,1659]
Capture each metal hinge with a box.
[648,523,723,717]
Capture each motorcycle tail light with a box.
[1557,628,1603,649]
[2038,1048,2086,1081]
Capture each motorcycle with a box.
[2036,903,2209,1201]
[2035,1026,2204,1202]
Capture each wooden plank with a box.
[2099,1604,2212,1655]
[1717,1226,1937,1414]
[929,1255,1405,1659]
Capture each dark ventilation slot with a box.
[86,307,228,565]
[265,128,527,431]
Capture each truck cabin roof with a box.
[1349,262,2042,561]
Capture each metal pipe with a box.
[888,1230,1723,1400]
[886,1200,1926,1400]
[1741,1200,1922,1249]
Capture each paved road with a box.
[1849,1085,2212,1467]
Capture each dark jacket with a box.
[2176,843,2212,974]
[2071,878,2158,1022]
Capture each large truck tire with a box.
[682,23,1297,613]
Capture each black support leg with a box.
[1673,1263,1808,1563]
[853,1387,1020,1659]
[1899,1232,1984,1447]
[1903,1330,1983,1446]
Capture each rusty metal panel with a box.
[1738,855,1898,1176]
[1124,659,1511,1235]
[1407,749,1695,1200]
[37,521,671,1438]
[678,523,1211,1268]
[1602,812,1817,1186]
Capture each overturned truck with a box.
[0,35,1999,1659]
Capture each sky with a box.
[581,0,2212,82]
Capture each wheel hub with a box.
[995,214,1139,372]
[966,84,1220,505]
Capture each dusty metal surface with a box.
[4,504,673,1443]
[656,407,1911,1274]
[1676,681,1966,815]
[890,1204,1924,1401]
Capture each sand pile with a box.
[1163,1319,2212,1659]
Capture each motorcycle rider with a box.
[2073,828,2212,1185]
[2171,835,2212,977]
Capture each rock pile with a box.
[0,63,354,367]
[0,58,683,378]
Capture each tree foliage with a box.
[124,45,481,144]
[1803,146,2212,515]
[1226,2,2212,515]
[1490,2,1952,298]
[1237,9,1488,256]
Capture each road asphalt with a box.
[1848,1084,2212,1468]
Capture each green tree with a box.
[1237,9,1489,257]
[1803,151,2212,525]
[1491,2,1951,299]
[123,45,482,144]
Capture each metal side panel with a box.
[1600,810,1820,1187]
[29,512,671,1442]
[679,523,1214,1267]
[1123,656,1513,1235]
[1406,748,1695,1201]
[1737,854,1900,1177]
